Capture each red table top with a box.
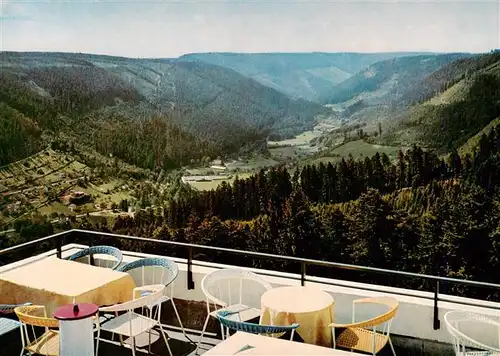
[53,303,98,321]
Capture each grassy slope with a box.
[383,51,500,152]
[459,117,500,156]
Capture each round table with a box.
[260,286,335,347]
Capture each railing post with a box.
[89,233,95,266]
[301,262,306,286]
[187,247,194,290]
[433,280,441,330]
[56,233,62,259]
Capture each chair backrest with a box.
[201,268,273,308]
[444,311,500,353]
[99,284,166,313]
[0,302,32,315]
[67,245,123,270]
[14,305,59,328]
[216,310,299,336]
[118,257,178,288]
[351,296,399,331]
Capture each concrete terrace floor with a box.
[0,299,455,356]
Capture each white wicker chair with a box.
[118,258,184,335]
[444,311,500,356]
[96,284,172,356]
[195,268,273,354]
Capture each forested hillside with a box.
[0,103,42,166]
[25,124,498,300]
[0,52,325,167]
[322,53,470,105]
[385,51,500,152]
[401,51,500,105]
[180,52,426,102]
[3,50,500,300]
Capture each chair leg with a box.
[220,323,225,341]
[159,323,173,356]
[195,314,211,354]
[389,337,396,356]
[19,324,25,356]
[95,327,101,356]
[131,337,136,356]
[171,298,186,336]
[148,328,152,354]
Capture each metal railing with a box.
[2,228,500,331]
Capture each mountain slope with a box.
[384,51,500,152]
[0,52,326,166]
[322,53,472,106]
[0,103,42,166]
[179,52,428,102]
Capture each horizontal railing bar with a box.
[190,261,303,283]
[437,296,500,311]
[2,229,500,291]
[0,230,70,256]
[43,237,499,312]
[71,229,500,290]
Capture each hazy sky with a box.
[1,0,499,57]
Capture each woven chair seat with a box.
[216,310,299,340]
[0,318,20,336]
[26,330,60,356]
[336,327,389,354]
[210,304,261,322]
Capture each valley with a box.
[1,49,500,235]
[2,0,500,317]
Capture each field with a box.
[308,140,402,165]
[225,157,278,171]
[0,149,86,191]
[0,149,135,226]
[187,173,253,191]
[268,130,321,147]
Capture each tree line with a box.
[52,125,500,300]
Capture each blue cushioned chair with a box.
[0,303,31,338]
[66,245,123,270]
[216,310,299,341]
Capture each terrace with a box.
[1,229,499,356]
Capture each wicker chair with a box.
[195,268,273,354]
[444,311,500,355]
[118,257,184,334]
[329,296,398,356]
[0,303,31,339]
[216,310,299,341]
[15,305,60,356]
[66,245,123,270]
